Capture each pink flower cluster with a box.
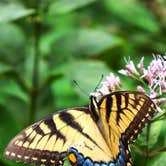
[119,60,140,77]
[119,54,166,112]
[92,54,166,112]
[142,55,166,95]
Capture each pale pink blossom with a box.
[156,106,162,112]
[97,84,110,96]
[149,89,158,99]
[142,54,166,95]
[126,60,139,75]
[137,57,145,73]
[118,69,133,77]
[104,73,121,90]
[94,73,121,97]
[137,85,145,93]
[152,98,166,104]
[119,54,166,112]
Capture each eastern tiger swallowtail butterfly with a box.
[4,91,155,166]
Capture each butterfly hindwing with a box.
[4,107,113,165]
[97,91,155,163]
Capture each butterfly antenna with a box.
[94,74,104,92]
[73,80,89,97]
[73,75,104,97]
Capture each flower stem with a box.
[28,2,41,124]
[148,146,166,156]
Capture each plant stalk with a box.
[28,2,41,124]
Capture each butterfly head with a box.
[89,95,100,121]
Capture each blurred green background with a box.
[0,0,166,166]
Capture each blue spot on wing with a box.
[68,146,130,166]
[108,163,115,166]
[83,158,93,166]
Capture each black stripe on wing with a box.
[106,95,112,123]
[59,111,105,152]
[44,118,66,142]
[124,93,155,142]
[32,124,45,136]
[99,91,155,142]
[4,107,91,165]
[5,145,66,165]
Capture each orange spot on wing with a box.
[69,153,77,164]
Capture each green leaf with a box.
[0,23,26,68]
[137,119,165,148]
[105,0,160,33]
[52,77,84,109]
[74,29,123,55]
[0,63,29,102]
[0,2,34,23]
[0,63,12,74]
[150,115,166,148]
[63,158,70,166]
[51,60,110,108]
[65,60,110,94]
[52,28,123,57]
[147,152,166,166]
[0,79,28,104]
[49,0,96,14]
[24,47,56,88]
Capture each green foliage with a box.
[50,59,110,110]
[0,2,34,23]
[0,0,165,166]
[105,0,160,33]
[49,0,96,14]
[0,23,26,68]
[50,28,123,57]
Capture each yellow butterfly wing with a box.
[97,91,155,162]
[4,107,113,165]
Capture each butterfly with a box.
[4,91,155,166]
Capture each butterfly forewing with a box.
[98,91,155,160]
[4,107,113,165]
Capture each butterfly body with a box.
[4,91,155,166]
